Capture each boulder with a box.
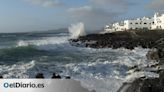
[52,73,61,79]
[146,49,160,60]
[0,75,3,79]
[140,78,162,92]
[119,71,164,92]
[159,71,164,86]
[123,78,163,92]
[158,48,164,59]
[126,78,144,92]
[35,73,44,79]
[65,76,71,79]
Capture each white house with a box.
[152,12,164,29]
[104,12,164,33]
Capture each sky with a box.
[0,0,164,33]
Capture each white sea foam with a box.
[17,36,68,46]
[0,46,157,92]
[13,34,158,92]
[125,71,159,83]
[56,47,158,92]
[0,60,35,78]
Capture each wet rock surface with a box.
[34,73,71,79]
[0,75,3,78]
[122,71,164,92]
[146,49,160,60]
[70,30,164,92]
[35,73,45,79]
[51,73,62,79]
[70,30,164,49]
[119,42,164,92]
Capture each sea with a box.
[0,26,159,92]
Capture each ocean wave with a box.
[0,46,48,63]
[0,33,157,92]
[16,36,69,47]
[0,60,35,78]
[0,46,157,92]
[53,48,155,92]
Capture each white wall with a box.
[126,18,153,30]
[152,14,164,30]
[160,15,164,29]
[104,12,164,33]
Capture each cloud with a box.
[68,6,118,18]
[67,0,136,31]
[147,0,164,9]
[89,0,126,5]
[89,0,135,9]
[24,0,63,7]
[67,6,121,30]
[68,6,93,16]
[24,0,135,31]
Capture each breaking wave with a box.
[17,36,69,47]
[0,60,35,78]
[0,32,159,92]
[17,47,154,92]
[0,44,157,92]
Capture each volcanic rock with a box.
[35,73,44,79]
[146,49,160,60]
[52,73,61,79]
[0,75,3,79]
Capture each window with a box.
[144,23,147,24]
[130,23,133,24]
[135,23,138,24]
[152,22,154,24]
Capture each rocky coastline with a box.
[0,30,164,92]
[70,30,164,49]
[118,49,164,92]
[70,30,164,92]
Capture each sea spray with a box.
[68,22,86,39]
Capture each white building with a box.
[104,12,164,33]
[152,12,164,29]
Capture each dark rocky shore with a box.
[113,50,164,92]
[70,30,164,49]
[70,30,164,92]
[0,30,163,92]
